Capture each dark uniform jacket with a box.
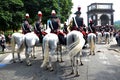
[72,16,83,30]
[22,21,31,34]
[49,19,59,33]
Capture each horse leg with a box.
[60,45,63,62]
[70,57,74,74]
[93,51,95,55]
[42,45,44,60]
[32,47,36,59]
[56,45,59,62]
[57,44,63,62]
[17,52,23,63]
[75,57,80,77]
[25,53,32,66]
[25,49,32,66]
[79,54,83,66]
[12,52,16,63]
[48,55,54,71]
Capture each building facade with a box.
[87,3,114,26]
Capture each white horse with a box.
[41,33,59,71]
[11,32,25,63]
[24,32,39,66]
[66,30,85,76]
[96,32,102,44]
[103,32,110,44]
[87,33,96,55]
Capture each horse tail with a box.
[105,32,110,44]
[11,35,16,53]
[68,35,85,57]
[90,35,95,52]
[97,32,102,43]
[41,38,49,68]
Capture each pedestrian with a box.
[7,33,12,46]
[115,29,120,46]
[0,32,6,52]
[22,13,32,34]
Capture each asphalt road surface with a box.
[0,38,120,80]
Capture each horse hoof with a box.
[74,74,80,77]
[56,60,59,62]
[27,63,32,66]
[49,67,54,72]
[80,63,83,66]
[33,56,37,59]
[20,61,23,63]
[13,60,16,63]
[89,53,91,55]
[70,71,74,75]
[59,60,64,63]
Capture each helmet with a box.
[38,11,42,17]
[50,10,57,18]
[74,6,81,14]
[51,10,56,15]
[25,13,29,19]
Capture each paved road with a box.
[0,38,120,80]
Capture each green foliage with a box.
[114,24,120,30]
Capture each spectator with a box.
[115,29,120,46]
[7,33,12,46]
[0,32,6,52]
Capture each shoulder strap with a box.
[49,20,54,30]
[88,25,93,32]
[22,23,25,31]
[73,17,78,28]
[34,23,37,31]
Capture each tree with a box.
[0,0,24,32]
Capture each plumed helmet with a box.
[89,20,94,24]
[25,13,29,19]
[38,11,42,17]
[51,10,56,15]
[74,6,81,14]
[50,10,57,18]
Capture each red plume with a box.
[25,13,29,19]
[38,11,42,17]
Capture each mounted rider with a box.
[70,6,84,31]
[69,6,87,46]
[22,13,32,34]
[63,22,68,34]
[34,11,43,43]
[88,20,96,34]
[47,10,66,45]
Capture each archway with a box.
[100,14,109,26]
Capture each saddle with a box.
[56,31,66,45]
